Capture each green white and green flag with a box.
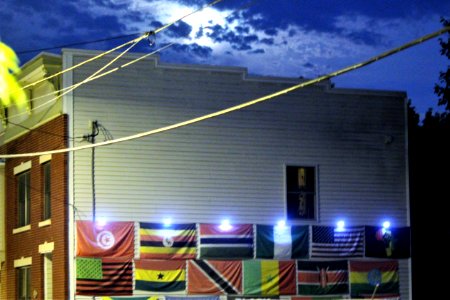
[256,224,309,259]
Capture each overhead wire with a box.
[5,120,78,141]
[2,39,141,121]
[20,0,226,90]
[3,43,175,121]
[16,33,141,55]
[1,26,448,159]
[4,0,253,116]
[21,34,149,90]
[5,0,227,119]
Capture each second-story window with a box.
[42,162,51,220]
[286,165,317,220]
[17,170,31,227]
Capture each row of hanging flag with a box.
[101,296,400,300]
[76,221,411,260]
[76,257,400,298]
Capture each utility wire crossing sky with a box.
[0,0,449,116]
[0,25,448,159]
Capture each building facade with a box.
[0,55,69,300]
[1,49,411,299]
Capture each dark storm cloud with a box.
[123,11,146,23]
[165,20,192,38]
[264,28,277,36]
[232,43,251,51]
[235,26,250,34]
[91,0,129,9]
[243,35,258,43]
[248,49,265,54]
[0,0,127,63]
[150,20,164,28]
[195,27,204,38]
[205,24,259,51]
[171,43,212,58]
[240,0,448,32]
[343,31,384,46]
[260,38,274,45]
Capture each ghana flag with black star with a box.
[135,259,186,292]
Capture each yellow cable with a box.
[20,0,225,90]
[1,26,448,159]
[21,34,149,90]
[4,43,174,120]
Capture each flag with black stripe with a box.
[198,223,253,259]
[297,260,349,296]
[140,222,197,259]
[311,226,364,258]
[76,257,132,296]
[188,260,242,294]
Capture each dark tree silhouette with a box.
[434,18,450,111]
[409,18,450,300]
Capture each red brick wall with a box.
[0,115,68,299]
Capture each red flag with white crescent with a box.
[76,220,134,258]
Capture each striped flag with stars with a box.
[311,226,364,258]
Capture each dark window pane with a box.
[287,192,315,220]
[286,166,316,220]
[17,171,30,227]
[17,267,31,300]
[286,166,315,192]
[43,162,51,220]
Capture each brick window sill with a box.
[12,225,31,234]
[38,219,51,227]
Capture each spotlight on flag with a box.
[382,220,391,235]
[336,220,345,231]
[276,220,286,230]
[219,219,232,231]
[163,218,172,227]
[96,217,107,227]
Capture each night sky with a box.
[1,0,449,118]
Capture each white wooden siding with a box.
[65,50,410,299]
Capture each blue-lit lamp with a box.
[382,220,391,235]
[276,220,286,229]
[336,220,345,231]
[163,218,172,227]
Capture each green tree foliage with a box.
[0,42,27,109]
